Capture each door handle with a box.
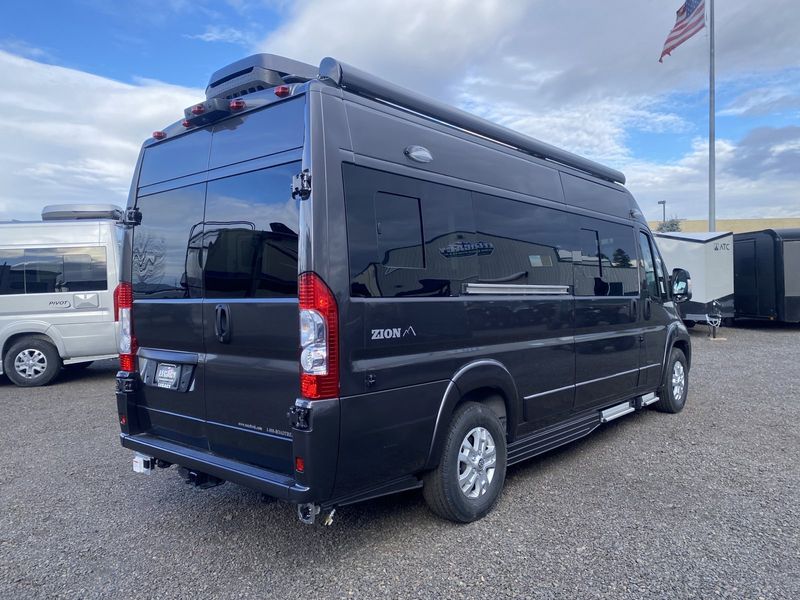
[644,297,652,320]
[215,303,232,343]
[632,298,638,317]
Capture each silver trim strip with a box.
[523,364,664,400]
[576,367,639,388]
[524,384,575,401]
[462,283,570,296]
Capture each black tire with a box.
[654,347,688,414]
[423,402,507,523]
[64,361,94,371]
[3,337,62,387]
[683,320,696,328]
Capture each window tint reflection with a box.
[202,162,300,298]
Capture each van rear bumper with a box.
[120,433,314,503]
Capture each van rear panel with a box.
[125,96,307,476]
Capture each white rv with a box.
[654,231,734,325]
[0,204,122,386]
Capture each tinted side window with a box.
[0,250,26,295]
[575,220,639,297]
[474,194,573,287]
[133,183,206,299]
[343,164,476,298]
[561,173,631,217]
[638,232,659,298]
[0,247,107,295]
[375,193,425,269]
[203,162,300,298]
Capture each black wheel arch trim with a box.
[423,359,519,470]
[662,322,692,378]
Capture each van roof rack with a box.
[41,204,124,221]
[318,57,626,185]
[206,54,318,100]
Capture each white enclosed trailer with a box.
[654,231,734,324]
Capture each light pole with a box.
[658,200,666,223]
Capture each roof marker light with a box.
[191,104,205,115]
[229,98,246,110]
[152,131,166,140]
[275,85,290,98]
[182,119,191,128]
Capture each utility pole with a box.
[708,0,716,232]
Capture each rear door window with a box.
[138,130,213,188]
[208,98,305,170]
[133,184,207,299]
[202,162,300,298]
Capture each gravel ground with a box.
[1,323,798,599]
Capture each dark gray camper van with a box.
[116,54,693,524]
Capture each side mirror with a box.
[671,268,692,303]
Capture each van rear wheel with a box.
[423,402,507,523]
[4,337,62,387]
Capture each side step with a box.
[601,392,660,423]
[507,393,660,466]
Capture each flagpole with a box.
[708,0,716,232]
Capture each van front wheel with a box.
[423,402,507,523]
[4,337,62,387]
[655,347,688,414]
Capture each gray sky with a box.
[1,0,798,223]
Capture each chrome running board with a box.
[639,392,660,406]
[600,401,636,423]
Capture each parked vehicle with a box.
[733,228,800,323]
[115,54,693,524]
[655,231,734,326]
[0,204,122,386]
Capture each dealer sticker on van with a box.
[156,363,178,389]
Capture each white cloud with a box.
[184,25,256,46]
[0,51,202,221]
[257,0,800,221]
[1,0,799,223]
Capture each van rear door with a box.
[131,96,306,468]
[201,162,301,474]
[132,183,208,448]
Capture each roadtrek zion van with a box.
[1,204,122,387]
[116,54,693,524]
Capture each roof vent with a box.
[41,204,124,221]
[205,54,318,100]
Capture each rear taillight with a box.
[114,283,138,372]
[298,273,338,399]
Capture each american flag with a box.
[659,0,706,62]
